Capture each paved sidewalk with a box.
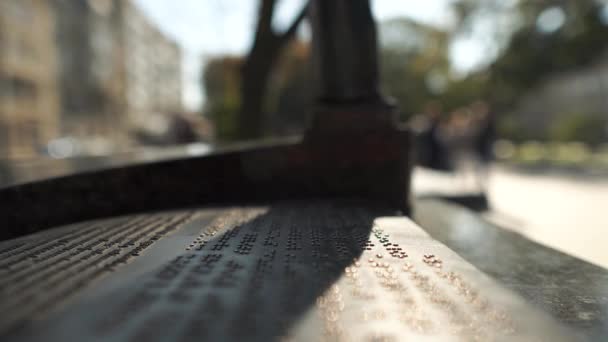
[413,166,608,268]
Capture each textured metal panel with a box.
[0,211,207,333]
[1,201,575,341]
[414,198,608,341]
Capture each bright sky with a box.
[133,0,472,111]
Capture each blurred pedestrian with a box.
[416,102,450,171]
[442,107,476,188]
[471,101,495,192]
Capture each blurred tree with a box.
[202,41,312,143]
[487,0,608,108]
[446,0,608,143]
[550,113,607,146]
[439,73,489,112]
[378,18,451,119]
[378,17,494,119]
[238,0,308,140]
[268,40,313,136]
[202,57,243,142]
[204,0,608,144]
[201,0,308,143]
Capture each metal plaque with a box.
[1,201,576,341]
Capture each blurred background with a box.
[1,0,607,266]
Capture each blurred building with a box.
[53,0,182,150]
[0,0,182,159]
[122,0,182,129]
[53,0,127,144]
[0,0,60,158]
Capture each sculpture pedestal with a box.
[301,102,413,214]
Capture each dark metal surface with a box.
[310,0,382,103]
[1,200,575,341]
[0,211,213,333]
[0,136,411,241]
[414,198,608,341]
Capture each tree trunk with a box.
[237,0,308,141]
[238,47,276,140]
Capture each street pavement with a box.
[413,165,608,269]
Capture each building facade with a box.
[53,0,182,147]
[0,0,182,159]
[53,0,128,142]
[0,0,60,158]
[121,0,182,128]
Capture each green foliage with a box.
[496,114,525,143]
[202,57,243,142]
[202,0,608,144]
[379,18,451,119]
[447,0,608,144]
[488,0,608,108]
[549,113,607,146]
[201,41,312,142]
[439,73,488,112]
